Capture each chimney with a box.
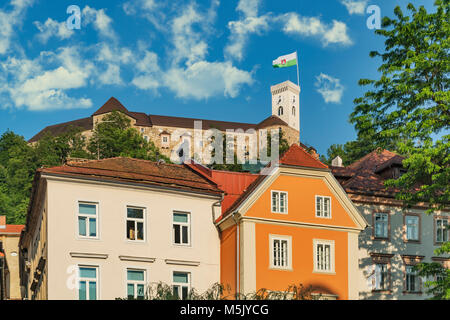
[0,216,6,229]
[332,156,343,167]
[309,147,320,160]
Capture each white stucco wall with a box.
[45,177,221,300]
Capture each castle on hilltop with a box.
[30,81,303,162]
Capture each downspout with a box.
[231,211,240,299]
[212,194,224,233]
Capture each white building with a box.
[19,157,223,300]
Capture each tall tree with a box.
[87,111,169,161]
[350,1,449,299]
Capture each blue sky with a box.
[0,0,434,155]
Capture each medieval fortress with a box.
[30,81,303,164]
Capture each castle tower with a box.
[271,80,300,133]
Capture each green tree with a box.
[87,111,168,162]
[350,1,449,299]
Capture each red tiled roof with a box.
[0,225,25,234]
[41,158,222,195]
[279,144,328,169]
[331,149,404,197]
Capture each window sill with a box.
[313,270,336,275]
[404,239,421,244]
[372,237,390,241]
[402,291,422,295]
[269,266,293,271]
[372,289,392,294]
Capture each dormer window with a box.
[278,106,284,116]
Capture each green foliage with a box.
[117,282,319,300]
[415,236,450,300]
[350,0,449,211]
[0,111,169,225]
[349,1,450,299]
[87,111,168,162]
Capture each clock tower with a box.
[271,80,300,132]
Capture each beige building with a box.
[19,157,224,300]
[331,150,449,300]
[29,81,301,164]
[0,216,24,300]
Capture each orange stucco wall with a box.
[254,223,349,299]
[246,175,357,229]
[220,225,237,298]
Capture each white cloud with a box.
[82,6,117,40]
[34,18,74,43]
[131,50,160,91]
[282,13,352,46]
[0,0,35,55]
[163,61,253,100]
[1,47,94,111]
[225,0,270,61]
[315,73,345,104]
[341,0,368,15]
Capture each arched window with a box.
[278,106,284,116]
[292,106,296,116]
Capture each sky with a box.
[0,0,434,156]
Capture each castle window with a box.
[292,106,295,116]
[278,106,284,116]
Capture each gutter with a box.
[231,211,240,299]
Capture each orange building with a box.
[190,145,368,299]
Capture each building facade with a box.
[331,149,450,300]
[19,158,223,300]
[0,216,24,300]
[188,145,368,299]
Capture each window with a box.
[374,212,389,239]
[405,265,420,293]
[292,106,295,116]
[270,235,291,269]
[126,207,145,241]
[315,196,331,218]
[144,135,149,142]
[405,215,419,241]
[173,272,190,300]
[162,136,169,143]
[314,240,335,273]
[127,269,145,300]
[435,218,448,243]
[173,212,190,245]
[271,191,288,214]
[373,264,389,291]
[79,267,98,300]
[278,106,284,116]
[78,203,98,238]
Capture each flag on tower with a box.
[272,52,297,68]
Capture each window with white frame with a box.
[270,235,291,269]
[315,196,331,218]
[405,265,420,292]
[78,203,98,238]
[173,272,190,300]
[271,191,288,214]
[405,215,419,241]
[436,218,449,243]
[374,212,389,239]
[173,212,190,245]
[314,240,335,273]
[127,269,145,300]
[126,207,145,241]
[78,266,98,300]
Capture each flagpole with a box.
[296,51,299,87]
